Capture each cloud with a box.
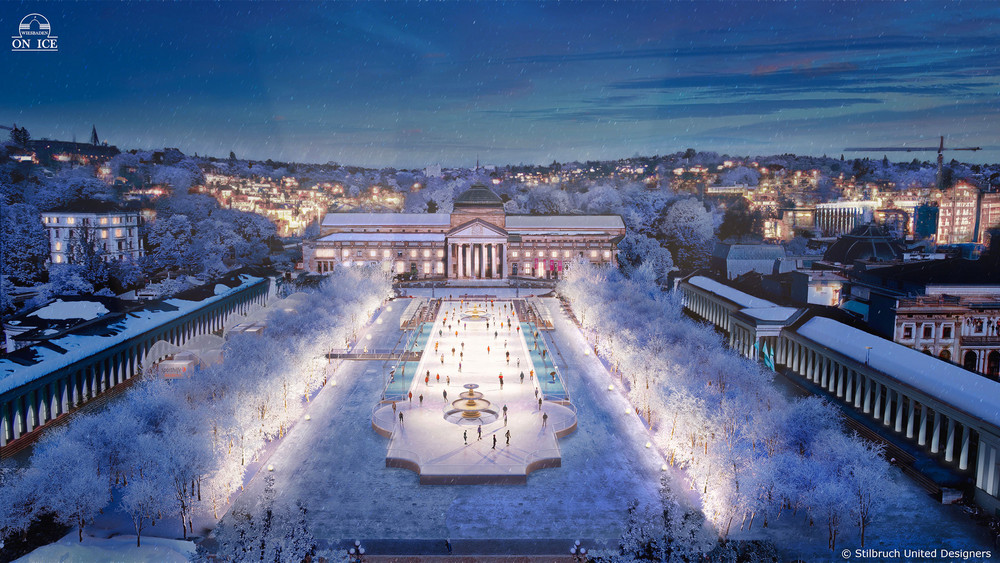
[488,97,883,123]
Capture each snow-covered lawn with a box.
[229,290,665,549]
[15,532,194,563]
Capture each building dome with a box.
[823,223,904,263]
[454,183,504,208]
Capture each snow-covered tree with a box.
[28,437,110,542]
[657,197,715,271]
[0,203,49,285]
[47,264,95,295]
[120,475,166,547]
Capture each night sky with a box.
[2,1,999,168]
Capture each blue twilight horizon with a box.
[1,1,998,168]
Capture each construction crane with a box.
[845,135,981,190]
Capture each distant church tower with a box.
[90,125,99,146]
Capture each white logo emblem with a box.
[11,13,58,52]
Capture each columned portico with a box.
[451,239,505,279]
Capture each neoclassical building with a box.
[303,184,625,279]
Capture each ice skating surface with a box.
[373,300,574,483]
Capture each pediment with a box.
[447,219,508,238]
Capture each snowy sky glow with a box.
[3,1,999,168]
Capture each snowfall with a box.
[16,288,999,561]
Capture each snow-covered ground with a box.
[219,287,996,559]
[546,295,998,561]
[229,289,664,550]
[15,532,194,563]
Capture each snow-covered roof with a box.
[29,299,109,321]
[796,317,1000,430]
[316,232,445,243]
[0,274,267,396]
[740,307,799,321]
[321,213,451,228]
[506,215,625,231]
[687,276,778,309]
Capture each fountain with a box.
[460,303,489,323]
[452,383,490,418]
[444,383,498,424]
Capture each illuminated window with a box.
[115,229,123,237]
[410,249,417,258]
[101,230,109,239]
[423,249,431,258]
[343,249,351,259]
[370,249,377,258]
[525,251,531,258]
[437,249,444,258]
[512,251,519,258]
[383,249,391,258]
[604,250,612,259]
[100,217,109,225]
[563,250,571,258]
[54,254,63,263]
[66,217,75,225]
[396,261,405,272]
[551,250,558,258]
[54,241,62,251]
[113,217,121,225]
[436,261,444,274]
[590,250,598,258]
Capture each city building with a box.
[814,200,880,237]
[25,138,119,166]
[41,202,144,265]
[936,183,1000,245]
[302,183,626,279]
[710,242,787,280]
[890,295,1000,377]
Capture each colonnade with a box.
[679,275,1000,513]
[451,242,504,279]
[0,279,270,450]
[680,284,737,334]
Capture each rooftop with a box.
[321,213,451,228]
[506,215,625,231]
[453,183,504,207]
[797,316,1000,430]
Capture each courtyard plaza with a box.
[228,288,664,554]
[371,299,576,483]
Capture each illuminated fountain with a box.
[460,303,489,323]
[445,383,498,424]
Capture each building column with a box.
[945,418,956,463]
[863,377,872,414]
[906,399,916,438]
[883,388,893,426]
[873,383,883,420]
[479,244,485,278]
[931,410,942,453]
[472,244,478,279]
[498,244,504,278]
[918,404,928,446]
[959,425,971,470]
[0,402,9,446]
[894,391,904,432]
[845,368,854,401]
